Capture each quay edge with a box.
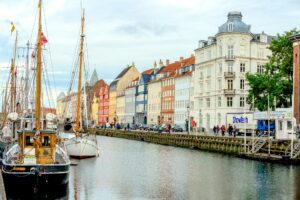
[93,129,300,165]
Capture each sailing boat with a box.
[2,0,70,187]
[65,8,99,159]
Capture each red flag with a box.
[41,32,48,45]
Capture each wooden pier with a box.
[95,129,300,164]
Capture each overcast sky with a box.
[0,0,299,105]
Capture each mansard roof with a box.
[218,11,251,34]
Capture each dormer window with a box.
[228,23,234,32]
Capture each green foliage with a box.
[246,29,299,111]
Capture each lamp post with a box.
[187,104,190,135]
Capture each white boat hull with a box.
[65,136,99,159]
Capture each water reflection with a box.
[6,136,300,199]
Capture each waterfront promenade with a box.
[94,129,300,164]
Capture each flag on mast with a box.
[10,22,15,34]
[41,32,48,45]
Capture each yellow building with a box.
[116,92,125,124]
[147,80,162,125]
[109,64,140,123]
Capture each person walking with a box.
[221,125,226,136]
[213,125,217,136]
[233,125,237,138]
[228,124,233,136]
[216,125,220,136]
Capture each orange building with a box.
[159,56,195,124]
[98,84,109,125]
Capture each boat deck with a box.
[0,170,7,199]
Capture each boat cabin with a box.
[17,130,57,164]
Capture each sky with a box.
[0,0,299,107]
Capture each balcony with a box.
[225,55,235,61]
[223,89,235,96]
[224,72,235,78]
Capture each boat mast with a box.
[36,0,42,133]
[25,41,30,110]
[75,9,85,137]
[10,31,18,113]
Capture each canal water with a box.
[6,136,300,200]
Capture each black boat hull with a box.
[2,164,69,187]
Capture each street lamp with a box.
[187,104,190,135]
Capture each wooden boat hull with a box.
[65,137,99,159]
[2,164,69,186]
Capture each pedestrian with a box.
[221,125,226,136]
[233,125,237,137]
[213,125,217,135]
[216,125,220,136]
[228,124,233,136]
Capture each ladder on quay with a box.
[288,142,300,159]
[248,132,268,154]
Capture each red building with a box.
[290,34,300,124]
[159,56,195,124]
[98,84,109,125]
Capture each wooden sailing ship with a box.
[65,8,99,159]
[2,0,70,187]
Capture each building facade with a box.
[174,56,195,128]
[147,61,165,125]
[98,85,109,125]
[192,11,272,131]
[109,64,140,124]
[124,78,139,124]
[116,92,126,124]
[290,34,300,124]
[135,69,154,125]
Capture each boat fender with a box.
[30,167,40,175]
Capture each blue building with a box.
[135,69,154,125]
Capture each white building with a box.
[174,56,195,129]
[192,11,273,131]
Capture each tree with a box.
[246,29,299,111]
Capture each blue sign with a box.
[233,116,248,124]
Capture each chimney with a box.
[191,54,195,57]
[180,57,184,61]
[132,62,135,67]
[153,61,157,68]
[166,59,170,65]
[159,59,164,67]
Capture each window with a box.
[240,63,245,72]
[199,98,203,108]
[26,136,33,146]
[279,121,283,131]
[200,71,203,79]
[207,67,211,77]
[218,97,221,107]
[240,79,245,90]
[257,65,264,74]
[228,45,234,57]
[287,121,293,130]
[218,113,221,124]
[228,23,234,32]
[218,63,222,74]
[228,63,233,72]
[227,97,233,107]
[206,98,210,107]
[43,136,50,146]
[206,114,210,130]
[218,79,222,90]
[227,80,233,90]
[240,97,245,107]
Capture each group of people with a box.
[212,124,237,137]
